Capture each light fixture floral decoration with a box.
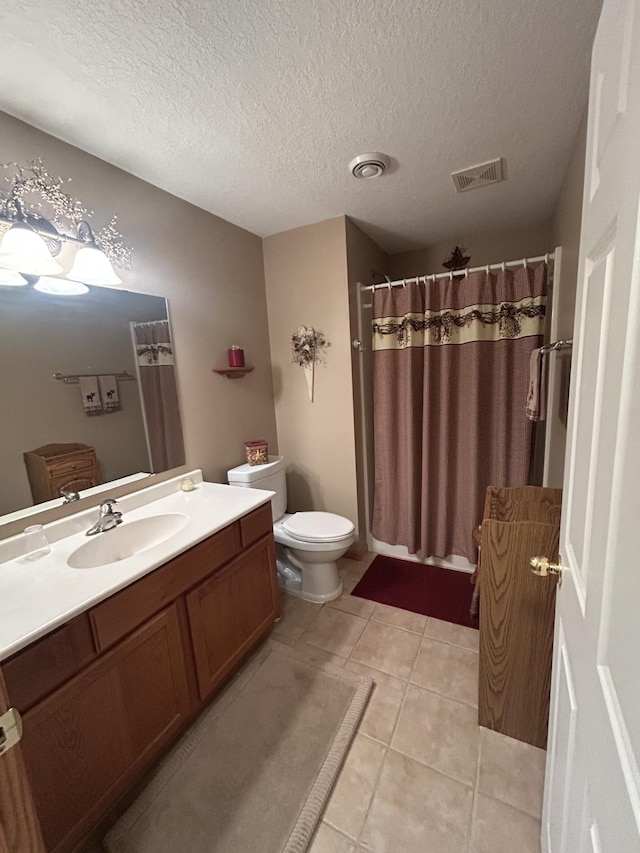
[291,325,329,401]
[0,159,132,268]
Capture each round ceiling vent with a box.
[348,152,390,179]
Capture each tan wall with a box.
[263,217,361,540]
[388,221,551,279]
[0,113,278,515]
[345,218,389,545]
[545,109,588,487]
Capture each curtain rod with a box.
[360,252,554,292]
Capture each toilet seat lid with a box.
[282,512,354,543]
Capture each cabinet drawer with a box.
[239,502,272,548]
[51,472,100,494]
[3,613,96,711]
[48,456,95,477]
[90,522,242,651]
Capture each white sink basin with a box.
[67,513,189,569]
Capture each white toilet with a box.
[227,456,355,603]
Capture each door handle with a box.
[530,556,564,587]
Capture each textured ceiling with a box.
[0,0,601,253]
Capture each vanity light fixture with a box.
[0,159,131,292]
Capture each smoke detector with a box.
[349,152,390,179]
[451,158,504,192]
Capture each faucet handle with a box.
[100,498,118,509]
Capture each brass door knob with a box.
[530,556,564,587]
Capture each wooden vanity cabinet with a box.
[4,503,278,853]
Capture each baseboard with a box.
[345,542,368,561]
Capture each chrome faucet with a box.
[85,499,123,536]
[60,487,80,504]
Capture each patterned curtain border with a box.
[136,342,174,366]
[372,296,546,348]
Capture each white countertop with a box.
[0,470,274,662]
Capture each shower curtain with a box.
[371,263,547,561]
[133,320,185,472]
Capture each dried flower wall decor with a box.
[291,325,329,401]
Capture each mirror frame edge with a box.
[0,465,191,542]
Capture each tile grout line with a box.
[467,712,484,853]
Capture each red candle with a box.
[228,346,245,367]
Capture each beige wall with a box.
[388,221,551,279]
[0,112,278,516]
[545,109,588,487]
[263,216,362,542]
[344,218,389,545]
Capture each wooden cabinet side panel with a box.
[478,520,559,748]
[0,668,46,853]
[187,534,278,701]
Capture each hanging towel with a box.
[79,376,102,414]
[98,375,120,412]
[525,348,546,421]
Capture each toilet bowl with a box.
[227,456,355,603]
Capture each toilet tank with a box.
[227,455,287,522]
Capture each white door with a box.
[543,1,640,851]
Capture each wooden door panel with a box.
[187,535,277,701]
[479,520,560,748]
[21,605,190,853]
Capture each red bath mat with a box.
[352,555,479,630]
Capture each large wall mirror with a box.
[0,283,185,526]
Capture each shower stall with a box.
[353,246,571,572]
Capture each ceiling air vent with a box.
[451,158,504,193]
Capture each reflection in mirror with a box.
[0,284,185,524]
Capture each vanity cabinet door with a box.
[20,604,190,853]
[187,533,278,702]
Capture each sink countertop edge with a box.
[0,476,275,662]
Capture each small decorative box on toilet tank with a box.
[245,440,269,466]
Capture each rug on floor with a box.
[104,641,372,853]
[352,554,479,629]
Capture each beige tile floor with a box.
[85,552,545,853]
[273,553,546,853]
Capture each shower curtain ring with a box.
[523,257,528,269]
[402,279,406,288]
[545,253,549,264]
[449,271,453,281]
[464,268,468,278]
[501,262,506,272]
[486,264,490,275]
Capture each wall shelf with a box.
[212,366,255,379]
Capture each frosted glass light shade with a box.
[0,269,28,287]
[34,276,89,296]
[0,224,63,276]
[66,245,122,286]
